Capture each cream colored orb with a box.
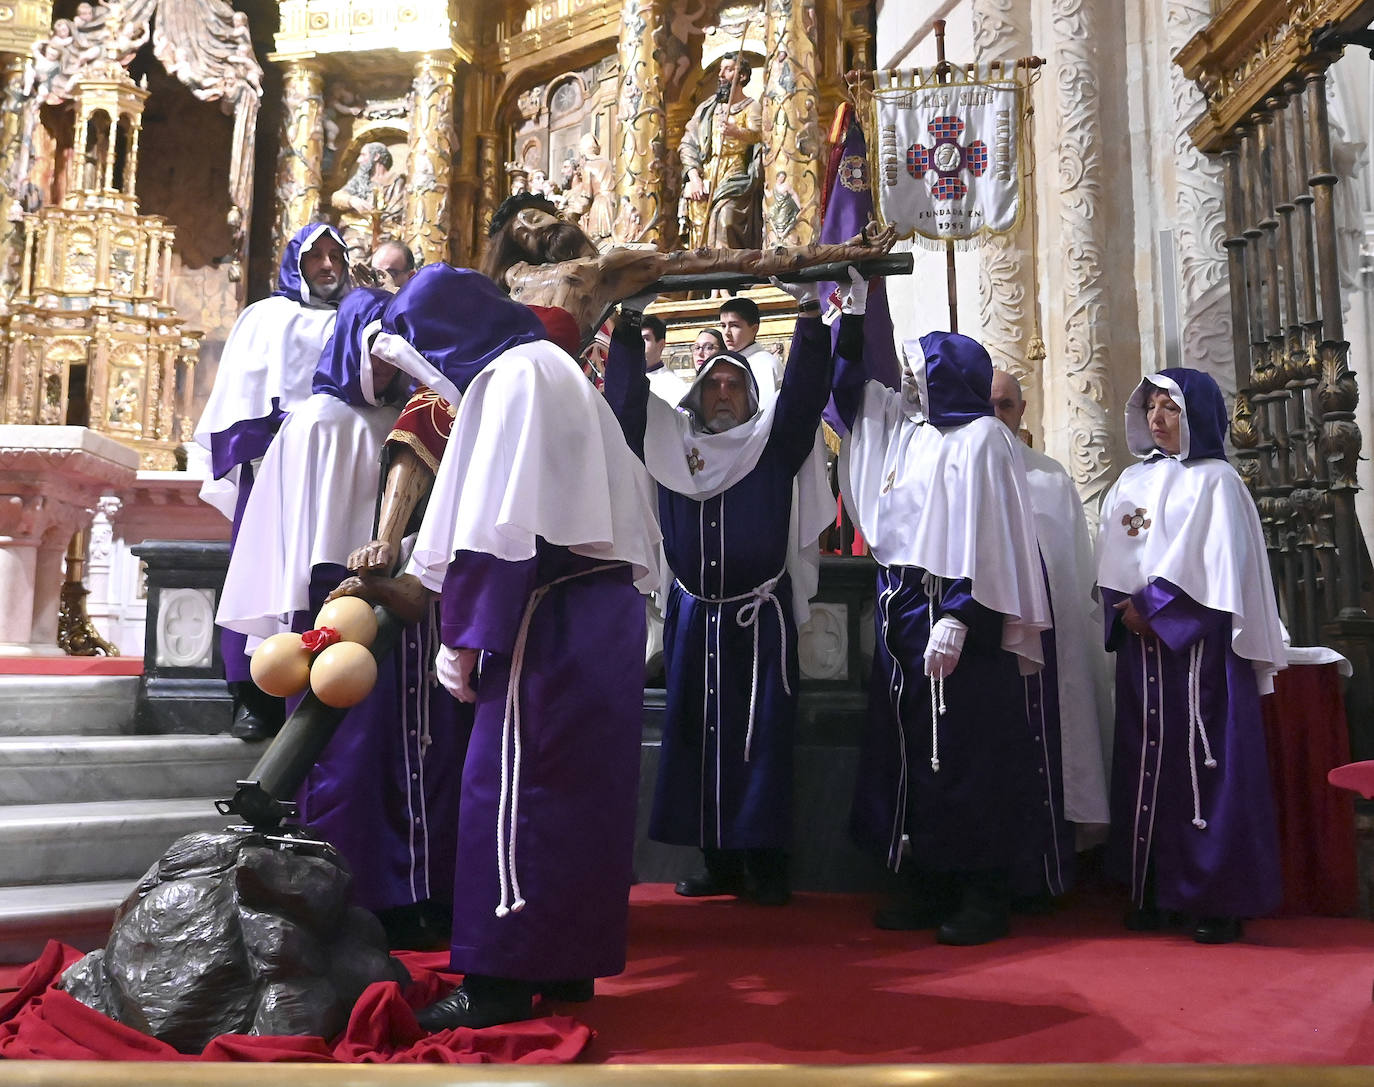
[310,641,378,708]
[313,596,379,647]
[249,632,312,698]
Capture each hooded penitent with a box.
[1097,368,1287,690]
[840,331,1050,669]
[369,264,545,405]
[217,288,400,641]
[273,223,351,307]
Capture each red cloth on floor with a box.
[0,941,592,1063]
[1262,662,1360,916]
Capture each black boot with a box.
[228,681,285,742]
[746,848,791,906]
[937,870,1011,946]
[675,847,747,897]
[873,867,957,930]
[415,974,534,1032]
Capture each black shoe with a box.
[415,984,532,1032]
[1193,916,1243,944]
[873,899,945,930]
[1124,905,1162,932]
[538,978,594,1002]
[230,701,275,742]
[674,872,746,897]
[936,872,1010,946]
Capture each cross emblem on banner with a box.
[906,115,989,201]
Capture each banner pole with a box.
[933,18,959,333]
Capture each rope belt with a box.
[678,567,791,764]
[924,571,946,773]
[494,561,622,919]
[1185,638,1218,830]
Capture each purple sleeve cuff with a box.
[209,400,287,478]
[1137,578,1228,653]
[439,550,540,655]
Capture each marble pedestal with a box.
[87,471,231,656]
[0,427,138,656]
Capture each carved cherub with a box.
[324,85,362,152]
[225,12,262,97]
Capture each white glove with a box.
[923,616,968,680]
[620,288,658,314]
[841,266,869,316]
[768,275,821,311]
[435,644,479,703]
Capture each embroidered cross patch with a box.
[688,447,705,475]
[1122,508,1151,537]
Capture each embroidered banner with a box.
[867,63,1024,246]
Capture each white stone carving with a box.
[156,587,216,668]
[798,601,848,681]
[972,0,1040,432]
[1048,0,1117,523]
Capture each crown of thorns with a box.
[487,193,562,237]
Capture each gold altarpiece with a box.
[1,51,200,471]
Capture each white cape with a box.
[216,393,398,640]
[741,341,784,409]
[408,341,662,593]
[647,366,691,407]
[640,385,832,625]
[1019,443,1112,825]
[839,380,1050,671]
[193,296,340,519]
[1096,455,1288,694]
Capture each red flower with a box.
[301,626,341,653]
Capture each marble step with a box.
[0,798,227,887]
[0,735,260,805]
[0,676,139,736]
[0,879,128,962]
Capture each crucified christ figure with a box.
[333,192,896,596]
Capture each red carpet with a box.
[4,884,1374,1064]
[577,884,1374,1064]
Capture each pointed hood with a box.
[368,264,545,404]
[273,223,350,307]
[1125,367,1227,461]
[311,287,393,406]
[909,331,994,428]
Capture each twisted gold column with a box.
[271,59,325,270]
[612,0,668,247]
[404,52,456,267]
[761,0,821,246]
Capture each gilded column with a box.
[0,54,28,308]
[403,52,456,267]
[613,0,668,247]
[476,132,499,249]
[761,0,821,246]
[450,65,478,266]
[271,58,325,270]
[971,0,1039,436]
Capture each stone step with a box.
[0,879,128,963]
[0,735,260,805]
[0,798,226,887]
[0,676,139,736]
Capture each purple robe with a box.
[604,317,836,850]
[1102,579,1282,918]
[440,543,644,981]
[291,563,467,914]
[849,568,1039,871]
[1018,622,1076,896]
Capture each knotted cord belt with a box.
[678,567,791,764]
[494,562,622,919]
